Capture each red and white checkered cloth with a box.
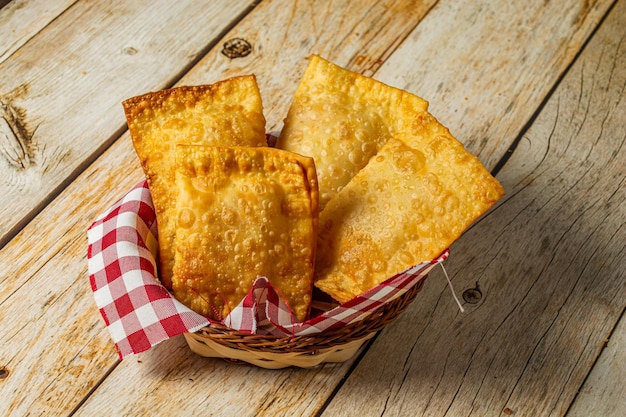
[88,181,448,359]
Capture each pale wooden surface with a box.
[0,0,624,416]
[0,0,76,63]
[568,309,626,416]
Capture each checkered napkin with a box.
[88,181,448,359]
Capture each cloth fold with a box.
[88,181,448,359]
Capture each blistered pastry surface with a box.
[171,145,318,321]
[122,76,267,287]
[278,55,429,210]
[315,132,504,303]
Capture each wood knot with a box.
[221,38,252,59]
[0,97,35,170]
[462,282,482,304]
[122,46,138,55]
[0,366,8,380]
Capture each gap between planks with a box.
[490,0,620,178]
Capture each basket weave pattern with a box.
[184,278,426,368]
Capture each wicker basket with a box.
[184,278,426,368]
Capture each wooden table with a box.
[1,1,624,415]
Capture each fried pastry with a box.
[278,55,503,302]
[315,135,504,303]
[277,54,429,210]
[122,76,267,288]
[171,145,318,321]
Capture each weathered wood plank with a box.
[567,309,626,417]
[73,334,360,417]
[0,0,256,247]
[0,1,438,415]
[321,1,626,416]
[0,132,139,415]
[0,0,77,63]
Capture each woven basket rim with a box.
[191,277,426,355]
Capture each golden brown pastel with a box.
[314,134,504,303]
[171,145,319,322]
[277,54,429,210]
[122,76,267,288]
[277,55,503,302]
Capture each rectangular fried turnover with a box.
[315,133,504,303]
[172,145,319,321]
[278,56,504,303]
[122,76,267,288]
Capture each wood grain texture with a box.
[567,310,626,416]
[321,1,626,416]
[0,134,138,415]
[0,0,77,63]
[73,336,359,416]
[0,0,256,247]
